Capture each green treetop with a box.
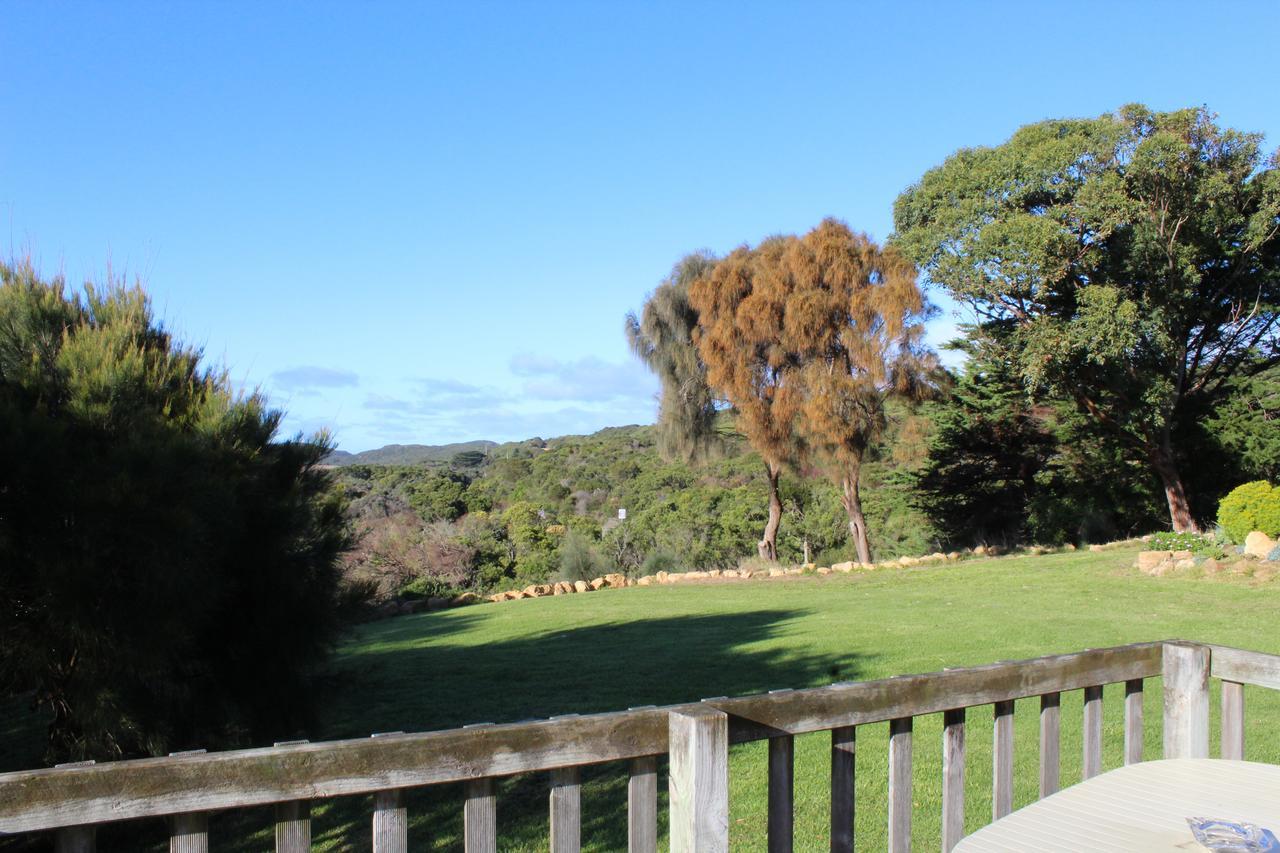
[893,105,1280,531]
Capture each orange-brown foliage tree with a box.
[690,238,803,560]
[785,220,940,564]
[690,220,938,563]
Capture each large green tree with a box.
[0,262,349,762]
[894,105,1280,531]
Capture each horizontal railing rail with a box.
[0,639,1275,852]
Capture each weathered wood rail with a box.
[0,640,1275,851]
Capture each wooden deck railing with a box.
[0,640,1275,851]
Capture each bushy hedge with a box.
[1217,481,1280,543]
[0,263,349,763]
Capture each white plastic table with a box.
[955,759,1280,852]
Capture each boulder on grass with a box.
[1201,558,1225,575]
[1136,551,1173,573]
[450,592,482,607]
[832,561,856,572]
[1244,531,1278,560]
[573,580,589,593]
[588,577,607,591]
[723,569,739,579]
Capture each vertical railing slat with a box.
[1038,692,1060,798]
[887,716,913,853]
[668,707,729,853]
[768,735,794,853]
[628,756,658,853]
[1163,642,1210,759]
[942,709,966,852]
[170,813,208,853]
[830,726,856,853]
[465,778,497,853]
[1222,680,1245,760]
[373,789,407,852]
[1082,685,1103,780]
[274,801,311,853]
[992,700,1014,820]
[1124,679,1144,765]
[550,766,581,853]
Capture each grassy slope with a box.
[298,547,1280,851]
[5,547,1278,850]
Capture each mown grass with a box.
[6,546,1280,850]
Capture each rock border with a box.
[368,537,1161,621]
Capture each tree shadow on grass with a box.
[322,606,871,736]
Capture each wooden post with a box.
[628,756,658,853]
[1082,685,1103,780]
[668,706,729,853]
[373,789,407,852]
[465,778,497,853]
[768,735,794,853]
[550,766,581,853]
[1123,679,1144,765]
[1222,681,1245,760]
[1039,693,1060,798]
[992,701,1014,820]
[274,801,310,853]
[1163,642,1210,759]
[169,813,208,853]
[942,709,966,852]
[887,717,912,853]
[166,750,210,853]
[55,827,95,853]
[830,727,855,853]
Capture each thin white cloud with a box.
[270,366,360,392]
[509,353,656,402]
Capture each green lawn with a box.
[7,546,1280,851]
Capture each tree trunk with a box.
[839,466,873,565]
[1149,439,1198,533]
[757,462,782,561]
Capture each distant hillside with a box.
[324,440,498,467]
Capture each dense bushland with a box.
[334,413,939,599]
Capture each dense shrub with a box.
[557,531,606,582]
[0,263,349,763]
[639,549,680,576]
[1217,481,1280,543]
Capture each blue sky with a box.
[3,1,1277,451]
